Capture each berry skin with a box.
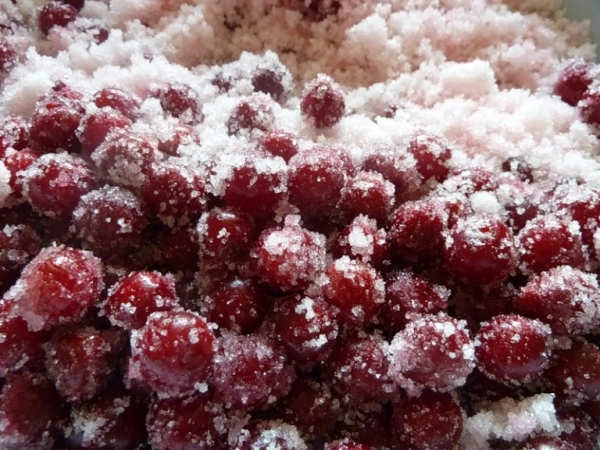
[92,87,141,120]
[257,130,299,162]
[579,84,600,128]
[338,170,395,224]
[553,58,594,106]
[406,131,453,183]
[300,73,345,129]
[38,2,78,35]
[227,93,274,135]
[0,116,29,157]
[152,83,203,124]
[78,108,132,157]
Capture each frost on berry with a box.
[338,170,395,224]
[227,93,275,135]
[234,420,308,450]
[38,2,78,35]
[405,131,453,183]
[300,73,345,129]
[92,87,141,120]
[332,215,389,270]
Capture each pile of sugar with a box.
[1,0,599,448]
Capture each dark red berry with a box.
[300,74,345,129]
[38,2,78,35]
[92,87,141,120]
[406,131,453,182]
[579,84,600,128]
[553,58,594,106]
[332,215,390,270]
[153,83,202,124]
[78,108,132,157]
[157,123,201,156]
[338,171,395,224]
[0,36,17,75]
[227,93,274,135]
[2,148,40,202]
[257,130,298,162]
[252,68,286,101]
[0,116,29,157]
[362,146,421,201]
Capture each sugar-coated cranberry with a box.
[516,266,600,336]
[235,420,308,450]
[338,171,395,224]
[444,166,498,195]
[5,245,103,331]
[29,85,85,153]
[444,214,517,286]
[44,326,125,401]
[391,391,463,450]
[147,395,225,450]
[222,151,288,221]
[103,270,178,330]
[553,58,594,106]
[2,148,40,202]
[0,223,40,273]
[553,183,600,248]
[202,275,269,334]
[274,294,338,369]
[92,87,141,120]
[555,406,600,450]
[257,130,299,162]
[362,146,421,201]
[72,185,147,257]
[252,217,326,291]
[288,145,355,218]
[0,116,29,157]
[91,128,156,188]
[0,36,16,75]
[128,310,215,397]
[380,271,449,335]
[543,338,600,404]
[406,131,453,183]
[142,159,207,226]
[327,336,394,405]
[78,108,132,157]
[332,215,389,270]
[323,256,385,327]
[579,84,600,128]
[227,93,275,134]
[452,284,516,332]
[325,438,373,450]
[334,406,392,449]
[157,123,201,156]
[501,156,534,182]
[252,68,286,101]
[475,314,553,386]
[38,1,78,35]
[0,372,67,450]
[21,152,97,217]
[514,435,576,450]
[153,83,203,124]
[300,73,345,129]
[213,333,295,410]
[388,197,447,264]
[389,313,475,394]
[517,215,587,274]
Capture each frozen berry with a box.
[0,116,29,157]
[153,83,202,124]
[362,146,421,201]
[332,215,389,270]
[579,84,600,128]
[235,420,308,450]
[252,68,286,101]
[78,108,132,157]
[338,171,395,224]
[157,123,201,156]
[227,93,274,134]
[300,74,345,129]
[92,87,141,120]
[257,130,298,162]
[2,148,40,202]
[406,131,453,183]
[38,2,78,35]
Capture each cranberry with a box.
[257,130,299,162]
[44,326,125,401]
[338,171,395,224]
[72,185,147,257]
[235,420,307,450]
[252,68,286,101]
[0,223,40,273]
[300,74,345,129]
[288,145,355,218]
[142,159,207,226]
[553,58,594,106]
[579,84,600,128]
[157,123,201,156]
[444,214,517,287]
[333,406,391,449]
[325,439,373,450]
[227,93,275,134]
[147,395,225,450]
[0,116,29,157]
[274,294,338,369]
[553,183,600,248]
[362,146,421,201]
[152,83,203,124]
[332,215,390,270]
[202,275,269,334]
[517,215,587,274]
[92,87,141,120]
[475,314,553,386]
[391,391,463,450]
[0,372,67,450]
[380,271,449,335]
[213,333,295,410]
[128,310,215,397]
[516,266,600,336]
[103,270,178,330]
[0,36,16,75]
[406,131,453,183]
[21,152,98,217]
[2,148,40,202]
[29,85,85,153]
[78,108,132,157]
[389,313,475,394]
[323,256,385,327]
[555,406,600,450]
[38,1,78,35]
[252,217,326,291]
[5,245,103,331]
[496,178,539,232]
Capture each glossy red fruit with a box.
[389,313,475,395]
[406,131,453,183]
[128,310,215,397]
[157,123,201,156]
[338,171,395,224]
[78,108,132,157]
[38,1,78,35]
[391,391,463,450]
[2,148,40,202]
[103,270,178,330]
[5,245,103,331]
[553,58,594,106]
[92,87,141,120]
[362,146,421,201]
[475,314,553,386]
[227,93,274,134]
[300,74,345,129]
[257,130,298,162]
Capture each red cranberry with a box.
[227,93,274,135]
[22,152,98,217]
[5,245,103,331]
[391,390,463,450]
[453,284,516,332]
[300,74,345,129]
[380,271,449,335]
[103,270,178,330]
[38,2,78,35]
[288,145,355,218]
[0,36,16,75]
[555,406,600,450]
[252,68,286,101]
[235,420,307,450]
[516,266,600,336]
[406,131,453,183]
[257,130,299,162]
[553,183,600,248]
[475,314,553,386]
[0,372,67,450]
[332,215,389,270]
[78,108,132,157]
[2,148,40,202]
[0,116,29,157]
[362,146,421,201]
[44,326,125,401]
[252,217,326,291]
[553,58,594,106]
[325,438,373,450]
[0,223,40,273]
[579,84,600,128]
[72,185,147,257]
[333,406,391,449]
[389,313,475,394]
[147,395,225,450]
[128,310,215,397]
[92,87,141,120]
[274,294,338,369]
[323,256,385,327]
[213,333,295,410]
[444,214,517,287]
[152,83,202,124]
[338,171,395,224]
[157,123,201,156]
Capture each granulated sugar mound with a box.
[1,1,600,449]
